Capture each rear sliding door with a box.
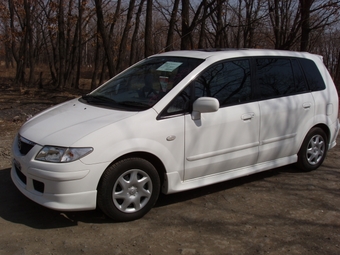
[255,57,314,163]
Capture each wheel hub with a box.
[128,186,138,196]
[307,134,325,165]
[112,168,154,214]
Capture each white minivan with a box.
[11,49,339,221]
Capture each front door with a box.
[184,102,260,180]
[183,58,260,180]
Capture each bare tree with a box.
[117,0,136,72]
[8,0,28,86]
[130,0,146,64]
[56,0,67,88]
[300,0,340,51]
[1,0,340,91]
[145,0,153,57]
[91,33,104,90]
[267,0,301,49]
[74,0,86,89]
[94,0,121,77]
[0,1,13,68]
[181,0,191,49]
[181,0,210,49]
[164,0,180,51]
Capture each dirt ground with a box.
[0,87,340,255]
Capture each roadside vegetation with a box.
[0,0,339,92]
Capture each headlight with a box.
[36,146,93,163]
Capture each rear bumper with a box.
[330,119,339,149]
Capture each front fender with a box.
[81,137,183,175]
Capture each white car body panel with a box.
[20,99,138,146]
[184,102,260,180]
[257,93,315,163]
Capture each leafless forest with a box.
[0,0,340,91]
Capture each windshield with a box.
[80,56,203,110]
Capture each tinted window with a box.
[163,85,192,116]
[193,59,251,107]
[291,59,309,93]
[256,58,295,99]
[298,58,326,91]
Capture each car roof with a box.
[154,48,321,61]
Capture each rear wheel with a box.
[97,158,160,221]
[297,127,328,171]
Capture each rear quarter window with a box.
[298,58,326,91]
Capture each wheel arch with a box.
[296,123,330,171]
[311,123,330,146]
[96,151,166,192]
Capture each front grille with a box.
[18,135,36,155]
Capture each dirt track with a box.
[0,95,340,255]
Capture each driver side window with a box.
[194,59,251,107]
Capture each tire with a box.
[297,127,328,171]
[97,158,160,222]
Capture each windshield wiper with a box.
[81,94,116,107]
[117,101,150,110]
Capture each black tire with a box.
[97,158,160,222]
[297,127,328,171]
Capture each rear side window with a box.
[193,59,251,107]
[291,59,309,93]
[298,58,326,91]
[256,58,295,99]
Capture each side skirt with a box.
[162,155,297,194]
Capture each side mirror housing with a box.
[192,97,220,120]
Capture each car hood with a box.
[19,98,139,146]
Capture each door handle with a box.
[241,113,255,121]
[303,102,312,109]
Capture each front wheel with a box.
[297,127,328,171]
[97,158,160,221]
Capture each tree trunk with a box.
[198,0,208,49]
[75,0,85,89]
[145,0,153,57]
[94,0,116,77]
[57,0,66,88]
[215,0,223,48]
[117,0,136,72]
[8,0,27,86]
[181,0,191,50]
[91,35,103,90]
[300,0,312,51]
[165,0,180,51]
[24,0,36,86]
[130,0,146,64]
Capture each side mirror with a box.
[192,97,220,120]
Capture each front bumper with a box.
[11,135,108,211]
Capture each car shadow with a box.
[0,168,111,229]
[0,165,295,229]
[155,166,292,207]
